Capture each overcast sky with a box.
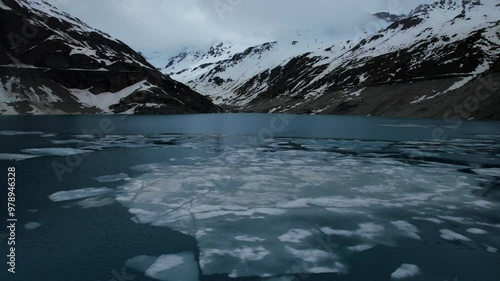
[48,0,435,55]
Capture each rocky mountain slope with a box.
[0,0,220,114]
[157,0,500,119]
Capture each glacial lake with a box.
[0,114,499,281]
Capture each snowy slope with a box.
[164,41,251,76]
[157,32,364,106]
[0,0,219,114]
[145,0,500,119]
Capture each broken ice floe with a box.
[278,229,314,243]
[0,153,40,161]
[0,131,44,136]
[485,245,497,253]
[440,229,471,242]
[473,168,500,177]
[95,173,130,183]
[24,222,42,230]
[43,137,499,277]
[129,163,161,172]
[321,223,385,240]
[346,244,375,252]
[391,264,420,279]
[126,252,198,281]
[49,188,113,202]
[109,143,500,277]
[74,196,115,209]
[466,228,487,235]
[235,235,266,242]
[22,147,93,156]
[391,221,421,240]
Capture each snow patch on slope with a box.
[69,80,157,113]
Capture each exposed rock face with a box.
[373,12,406,23]
[0,0,220,114]
[158,0,500,119]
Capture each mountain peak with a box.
[373,12,406,23]
[0,0,220,114]
[409,0,484,16]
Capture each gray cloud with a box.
[48,0,434,55]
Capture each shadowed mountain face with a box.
[0,0,221,114]
[159,0,500,119]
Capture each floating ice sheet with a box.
[126,252,199,281]
[346,244,375,252]
[48,137,500,278]
[24,222,42,230]
[95,173,130,183]
[440,229,471,242]
[0,131,44,135]
[278,229,314,243]
[0,153,40,161]
[473,168,500,177]
[49,188,113,202]
[466,228,487,235]
[391,264,420,279]
[22,147,93,156]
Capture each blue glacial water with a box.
[0,114,499,281]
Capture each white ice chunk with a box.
[144,252,199,281]
[0,1,13,10]
[41,134,57,138]
[95,173,130,183]
[485,245,497,253]
[278,229,313,243]
[204,247,270,262]
[468,200,494,209]
[391,221,421,240]
[125,255,158,272]
[49,188,113,202]
[357,223,385,239]
[321,223,384,240]
[0,153,40,161]
[391,264,420,279]
[0,131,43,135]
[440,229,471,242]
[473,168,500,177]
[130,163,161,172]
[347,244,375,252]
[24,222,42,230]
[76,197,115,209]
[466,228,487,235]
[308,262,346,273]
[235,235,265,242]
[22,148,92,156]
[412,217,445,224]
[320,228,355,237]
[285,246,331,263]
[438,216,473,224]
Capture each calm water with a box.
[0,114,499,281]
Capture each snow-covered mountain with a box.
[0,0,220,114]
[152,32,364,106]
[150,0,500,119]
